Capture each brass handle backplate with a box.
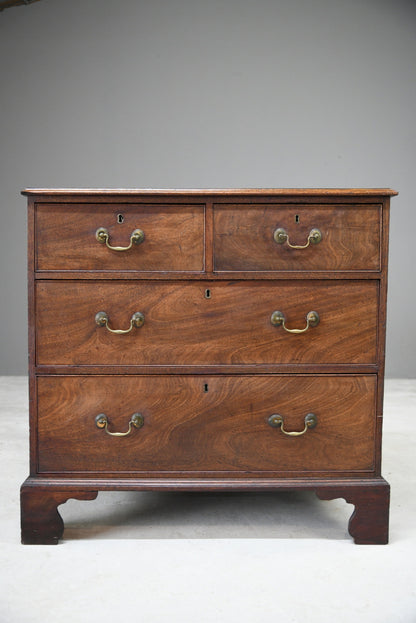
[273,227,322,249]
[95,311,145,334]
[268,412,317,436]
[95,412,144,437]
[270,310,320,334]
[95,227,145,251]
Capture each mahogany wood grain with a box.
[214,203,381,271]
[21,477,390,545]
[35,280,378,366]
[27,198,37,475]
[22,188,397,544]
[316,479,390,544]
[20,476,389,544]
[23,188,398,197]
[20,485,98,544]
[374,198,391,474]
[204,202,214,273]
[36,375,376,475]
[35,364,380,375]
[33,270,384,281]
[36,203,205,271]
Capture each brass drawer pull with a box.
[95,412,144,437]
[273,227,322,249]
[268,412,317,436]
[95,227,145,251]
[270,310,319,334]
[95,310,145,334]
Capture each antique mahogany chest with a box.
[20,188,397,544]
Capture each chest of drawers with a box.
[20,188,397,544]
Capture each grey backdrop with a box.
[0,0,415,376]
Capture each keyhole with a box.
[203,383,209,392]
[205,289,211,299]
[117,214,124,224]
[295,214,300,223]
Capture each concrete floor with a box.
[1,377,415,622]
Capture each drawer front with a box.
[37,375,376,474]
[35,203,205,271]
[213,204,381,271]
[36,280,378,366]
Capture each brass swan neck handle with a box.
[270,310,320,334]
[95,311,145,334]
[268,412,317,436]
[274,227,322,249]
[95,227,145,251]
[95,413,144,437]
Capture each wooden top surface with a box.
[22,188,398,197]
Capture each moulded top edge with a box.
[21,188,399,197]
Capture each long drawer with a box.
[37,375,377,475]
[35,280,378,366]
[35,203,205,272]
[214,203,381,271]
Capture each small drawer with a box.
[35,280,378,366]
[36,375,376,474]
[35,203,205,272]
[213,204,381,272]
